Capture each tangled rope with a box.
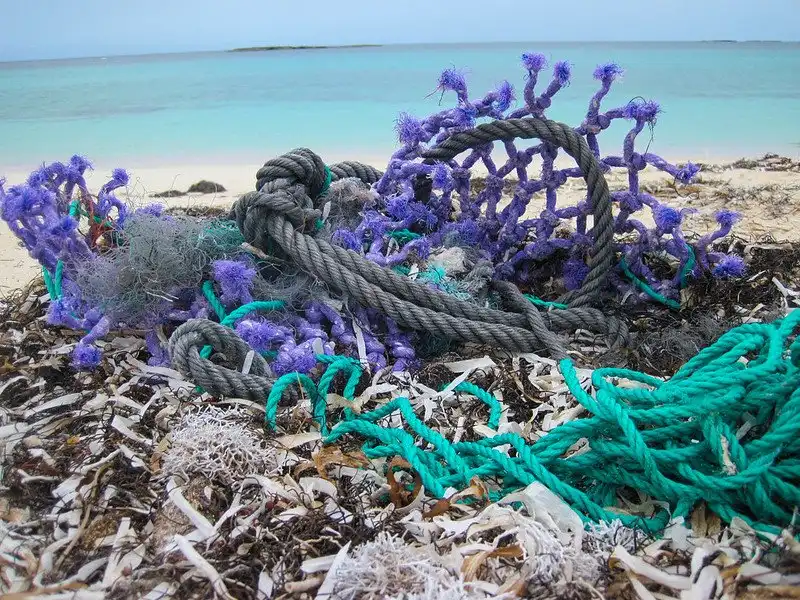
[420,117,615,309]
[166,115,799,533]
[327,311,800,534]
[169,308,800,533]
[229,117,628,360]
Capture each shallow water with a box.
[1,41,799,169]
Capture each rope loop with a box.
[169,319,276,401]
[421,117,614,309]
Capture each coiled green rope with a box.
[324,310,800,534]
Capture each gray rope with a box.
[220,119,626,359]
[169,319,279,401]
[421,117,614,309]
[224,118,627,359]
[255,149,382,197]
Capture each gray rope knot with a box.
[231,148,384,252]
[255,147,328,197]
[230,149,326,251]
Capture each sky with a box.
[2,0,798,61]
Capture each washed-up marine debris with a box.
[4,51,799,599]
[1,52,744,374]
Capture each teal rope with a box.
[265,372,320,431]
[316,354,363,400]
[221,301,285,327]
[418,266,446,285]
[44,200,81,300]
[199,282,285,359]
[679,245,697,288]
[325,311,800,535]
[263,356,363,435]
[524,294,568,310]
[199,280,365,433]
[319,165,332,198]
[201,280,228,322]
[452,382,502,430]
[619,257,680,310]
[42,267,58,300]
[387,229,422,244]
[619,244,698,311]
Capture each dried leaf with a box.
[462,545,524,581]
[312,444,370,478]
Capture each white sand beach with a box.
[2,155,799,294]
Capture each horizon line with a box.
[2,39,798,64]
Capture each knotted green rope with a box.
[325,311,800,534]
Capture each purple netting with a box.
[362,54,735,306]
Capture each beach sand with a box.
[1,154,799,294]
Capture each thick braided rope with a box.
[421,117,615,308]
[255,148,382,196]
[230,118,626,356]
[169,319,277,401]
[266,217,566,355]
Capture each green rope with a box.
[201,280,227,321]
[44,200,81,300]
[679,245,697,288]
[265,372,321,431]
[524,294,568,310]
[324,311,800,535]
[319,165,332,198]
[620,257,680,310]
[78,208,108,226]
[197,280,365,432]
[418,266,446,285]
[262,356,363,435]
[316,354,363,401]
[42,267,58,300]
[220,300,285,327]
[387,229,422,244]
[199,281,285,359]
[619,244,697,311]
[451,382,502,430]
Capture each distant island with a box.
[229,44,381,53]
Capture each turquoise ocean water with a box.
[0,42,799,170]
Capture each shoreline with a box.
[2,150,797,195]
[3,148,797,180]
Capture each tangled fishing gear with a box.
[0,50,795,538]
[323,311,800,536]
[174,310,800,535]
[0,52,744,374]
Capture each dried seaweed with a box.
[1,250,798,598]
